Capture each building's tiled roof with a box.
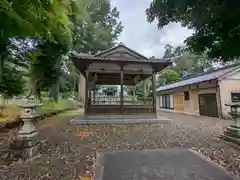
[72,51,170,63]
[95,43,149,60]
[157,64,240,92]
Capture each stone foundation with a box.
[10,132,39,149]
[3,140,46,161]
[7,142,41,160]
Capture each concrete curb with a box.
[68,111,85,124]
[93,152,104,180]
[188,149,239,180]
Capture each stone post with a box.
[9,103,43,160]
[221,102,240,145]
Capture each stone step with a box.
[226,126,240,133]
[70,117,170,125]
[224,129,240,138]
[85,114,157,120]
[220,134,240,146]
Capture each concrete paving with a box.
[95,149,236,180]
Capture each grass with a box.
[0,99,76,125]
[0,105,22,124]
[43,99,74,110]
[58,109,84,117]
[39,99,75,115]
[0,117,7,123]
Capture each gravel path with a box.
[1,111,240,180]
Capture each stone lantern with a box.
[9,102,43,160]
[221,102,240,144]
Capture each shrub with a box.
[2,105,22,123]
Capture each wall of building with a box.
[156,95,159,109]
[157,87,220,117]
[218,70,240,119]
[173,95,184,111]
[184,87,220,116]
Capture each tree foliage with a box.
[72,0,123,54]
[163,44,215,75]
[0,0,123,100]
[146,0,240,60]
[0,64,26,98]
[127,79,153,98]
[0,0,76,97]
[175,52,214,76]
[157,44,216,86]
[158,69,180,86]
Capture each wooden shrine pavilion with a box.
[72,43,170,117]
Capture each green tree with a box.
[157,44,216,86]
[69,0,123,100]
[0,64,25,98]
[0,0,71,81]
[0,0,122,100]
[129,79,152,98]
[158,69,180,86]
[146,0,240,60]
[72,0,123,54]
[175,52,214,76]
[26,0,115,100]
[161,44,214,77]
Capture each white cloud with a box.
[111,0,194,58]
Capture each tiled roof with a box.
[95,43,149,60]
[157,64,240,92]
[72,51,170,63]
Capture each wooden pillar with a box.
[120,68,124,114]
[132,86,136,103]
[152,72,157,113]
[89,86,92,106]
[93,84,96,104]
[143,80,147,104]
[85,70,89,115]
[78,73,86,105]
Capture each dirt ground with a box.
[0,110,240,180]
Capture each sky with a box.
[111,0,194,58]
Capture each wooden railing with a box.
[89,96,153,105]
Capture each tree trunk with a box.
[33,80,42,102]
[26,89,33,98]
[36,88,42,102]
[49,82,59,102]
[0,42,7,84]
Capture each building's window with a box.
[159,94,173,109]
[231,93,240,102]
[184,91,189,100]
